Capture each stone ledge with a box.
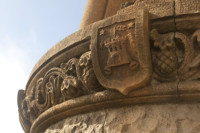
[31,89,200,133]
[18,1,200,132]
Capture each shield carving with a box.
[91,9,152,95]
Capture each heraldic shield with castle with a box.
[91,9,152,95]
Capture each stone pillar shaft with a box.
[79,0,133,29]
[79,0,108,29]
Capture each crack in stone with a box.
[173,0,180,99]
[173,0,178,32]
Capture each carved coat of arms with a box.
[91,9,152,95]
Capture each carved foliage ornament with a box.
[150,29,200,82]
[91,9,152,95]
[18,51,104,132]
[17,8,200,133]
[17,10,153,132]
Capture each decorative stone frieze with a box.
[18,0,200,133]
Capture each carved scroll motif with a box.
[18,25,200,133]
[18,51,104,132]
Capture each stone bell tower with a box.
[18,0,200,132]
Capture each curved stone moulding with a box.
[18,2,200,133]
[31,90,200,133]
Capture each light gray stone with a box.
[45,104,200,133]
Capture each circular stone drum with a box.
[18,0,200,133]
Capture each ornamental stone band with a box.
[18,0,200,133]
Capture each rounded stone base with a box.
[45,103,200,133]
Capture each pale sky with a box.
[0,0,87,132]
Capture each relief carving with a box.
[188,30,200,80]
[17,9,200,133]
[77,51,102,92]
[18,51,104,132]
[150,29,200,82]
[190,30,200,68]
[91,9,152,95]
[151,29,178,81]
[103,33,139,75]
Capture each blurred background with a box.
[0,0,87,132]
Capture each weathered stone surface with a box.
[80,0,175,28]
[45,104,200,133]
[79,0,107,29]
[45,111,105,133]
[175,0,200,32]
[118,0,174,19]
[175,0,200,15]
[18,0,200,132]
[104,0,133,18]
[79,0,133,29]
[91,9,152,95]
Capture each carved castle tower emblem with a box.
[91,9,152,95]
[103,34,138,75]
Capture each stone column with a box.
[79,0,108,29]
[79,0,133,29]
[18,0,200,133]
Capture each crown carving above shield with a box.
[91,9,152,95]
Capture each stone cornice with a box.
[31,90,200,133]
[18,1,200,132]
